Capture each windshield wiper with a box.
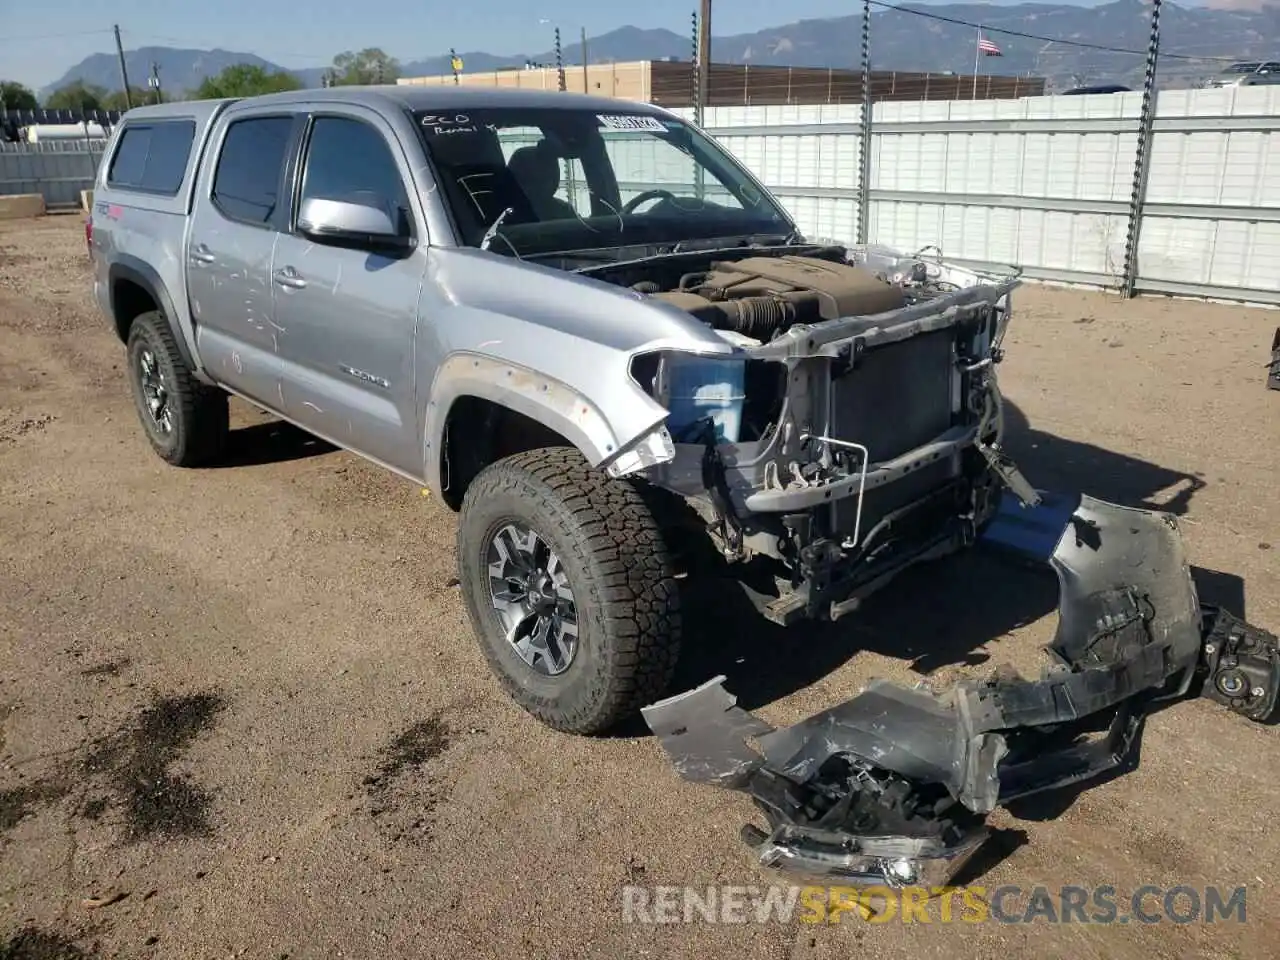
[670,232,802,254]
[571,236,829,277]
[479,206,516,254]
[527,250,621,263]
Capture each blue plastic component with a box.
[664,354,747,444]
[979,488,1083,563]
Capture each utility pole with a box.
[696,0,711,119]
[580,27,589,93]
[148,61,162,104]
[113,24,133,110]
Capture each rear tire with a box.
[125,311,228,467]
[457,447,682,735]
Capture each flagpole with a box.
[972,27,981,99]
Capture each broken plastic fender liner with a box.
[642,490,1260,883]
[639,677,774,789]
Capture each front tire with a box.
[125,311,228,467]
[457,447,682,735]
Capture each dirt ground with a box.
[1,213,1278,960]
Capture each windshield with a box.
[412,107,795,260]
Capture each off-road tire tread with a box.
[127,311,228,467]
[458,447,682,735]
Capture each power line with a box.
[4,28,112,42]
[866,0,1239,63]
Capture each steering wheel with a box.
[622,188,679,214]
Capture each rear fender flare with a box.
[108,256,205,378]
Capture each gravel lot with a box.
[2,213,1278,960]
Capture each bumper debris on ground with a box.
[643,489,1280,886]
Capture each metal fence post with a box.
[1122,0,1162,298]
[554,28,567,93]
[856,0,873,244]
[691,10,701,126]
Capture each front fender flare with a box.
[423,352,667,498]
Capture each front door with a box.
[187,111,298,406]
[270,107,428,476]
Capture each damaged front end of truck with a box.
[609,245,1020,627]
[617,247,1280,887]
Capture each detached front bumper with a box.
[642,492,1280,886]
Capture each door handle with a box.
[272,266,307,290]
[190,243,215,264]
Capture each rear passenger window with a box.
[211,116,294,227]
[106,120,196,195]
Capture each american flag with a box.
[977,34,1003,57]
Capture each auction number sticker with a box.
[597,114,667,132]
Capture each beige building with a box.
[398,61,653,101]
[397,60,1045,106]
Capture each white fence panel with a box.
[1137,86,1280,300]
[697,104,864,246]
[690,86,1280,304]
[863,95,1139,283]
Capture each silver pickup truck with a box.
[90,85,1279,887]
[88,86,1020,735]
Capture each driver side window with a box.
[300,116,412,231]
[602,132,745,211]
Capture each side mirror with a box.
[296,196,411,251]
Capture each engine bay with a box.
[587,244,975,344]
[644,255,909,341]
[582,240,1025,627]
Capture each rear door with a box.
[187,108,302,405]
[269,104,428,475]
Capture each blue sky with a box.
[6,0,1109,89]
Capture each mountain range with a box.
[36,0,1280,99]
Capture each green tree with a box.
[44,81,108,111]
[0,81,38,110]
[330,48,400,85]
[192,64,302,100]
[102,87,152,111]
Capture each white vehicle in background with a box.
[22,122,110,142]
[1207,61,1280,87]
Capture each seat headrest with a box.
[507,141,561,199]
